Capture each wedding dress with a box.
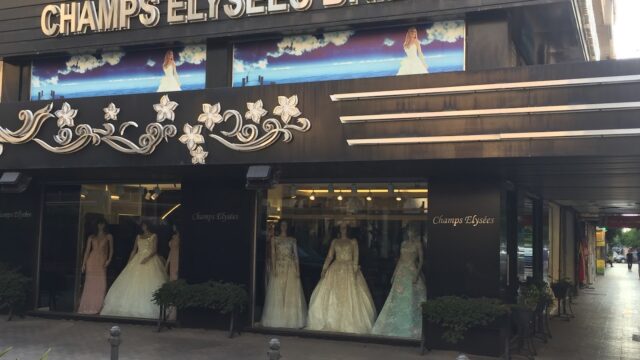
[157,65,181,92]
[397,43,428,76]
[372,240,426,338]
[261,236,307,328]
[78,236,109,314]
[100,234,168,318]
[307,238,376,334]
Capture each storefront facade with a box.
[0,0,634,352]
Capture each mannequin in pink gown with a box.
[78,219,113,314]
[165,225,180,281]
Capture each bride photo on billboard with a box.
[157,50,182,92]
[397,27,429,76]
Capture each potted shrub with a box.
[422,296,510,357]
[0,264,30,321]
[153,280,248,337]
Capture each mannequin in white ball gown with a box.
[397,27,429,76]
[100,221,168,318]
[261,221,307,328]
[157,50,182,92]
[306,222,376,334]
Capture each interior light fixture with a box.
[366,191,373,202]
[150,185,161,201]
[290,185,297,199]
[337,194,344,201]
[309,191,316,201]
[110,195,120,201]
[396,196,402,202]
[161,204,181,220]
[144,189,152,201]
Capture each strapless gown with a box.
[100,235,167,318]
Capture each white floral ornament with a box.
[153,95,179,122]
[198,103,223,130]
[190,146,208,164]
[245,100,268,124]
[179,124,205,151]
[273,95,302,124]
[103,103,120,121]
[55,102,78,128]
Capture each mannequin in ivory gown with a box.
[397,27,429,76]
[307,222,376,334]
[372,225,426,338]
[157,50,182,92]
[261,221,307,328]
[78,218,113,314]
[100,221,168,318]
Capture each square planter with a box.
[422,315,509,357]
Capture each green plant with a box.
[518,282,554,311]
[0,264,31,321]
[422,296,509,344]
[153,280,249,314]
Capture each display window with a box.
[254,183,429,339]
[37,183,182,319]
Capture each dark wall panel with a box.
[427,179,502,298]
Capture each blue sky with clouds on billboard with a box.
[30,44,206,100]
[233,21,465,87]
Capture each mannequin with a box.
[78,218,113,314]
[306,222,376,334]
[261,221,307,328]
[166,224,180,281]
[372,224,426,338]
[100,221,168,318]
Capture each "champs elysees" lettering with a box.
[41,0,395,37]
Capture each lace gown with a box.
[397,43,429,76]
[78,236,109,314]
[100,235,168,318]
[307,239,376,334]
[261,236,307,328]
[372,240,426,338]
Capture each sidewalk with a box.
[0,316,476,360]
[2,266,638,360]
[536,265,640,359]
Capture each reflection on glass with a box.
[255,183,428,339]
[37,183,182,319]
[518,198,534,282]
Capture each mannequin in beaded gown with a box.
[261,221,307,328]
[372,226,426,338]
[306,222,376,334]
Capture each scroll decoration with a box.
[0,95,178,157]
[180,95,311,164]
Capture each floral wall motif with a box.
[0,94,311,164]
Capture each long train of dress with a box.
[100,235,168,319]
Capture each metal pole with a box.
[109,326,121,360]
[267,338,281,360]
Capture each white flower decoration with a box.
[190,146,208,165]
[153,95,179,122]
[245,100,268,124]
[103,103,120,121]
[273,95,302,124]
[198,103,223,130]
[179,124,205,151]
[55,102,78,128]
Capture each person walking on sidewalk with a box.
[627,250,635,271]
